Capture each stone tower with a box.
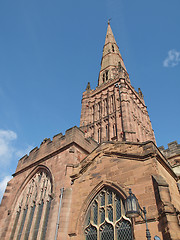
[1,22,180,240]
[80,22,156,144]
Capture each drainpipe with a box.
[55,188,64,240]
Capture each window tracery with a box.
[84,188,133,240]
[10,170,52,240]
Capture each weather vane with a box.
[108,18,112,24]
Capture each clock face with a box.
[154,236,161,240]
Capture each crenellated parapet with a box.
[159,141,180,158]
[159,141,180,176]
[14,126,98,176]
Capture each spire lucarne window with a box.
[10,170,52,240]
[84,188,133,240]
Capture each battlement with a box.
[159,141,180,176]
[159,141,180,159]
[14,126,98,175]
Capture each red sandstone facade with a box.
[0,22,180,240]
[80,23,155,144]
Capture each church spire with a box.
[105,20,117,46]
[98,21,127,86]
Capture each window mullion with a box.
[9,208,21,240]
[19,205,32,240]
[40,198,52,240]
[16,206,28,240]
[105,191,107,221]
[13,207,23,240]
[113,193,116,224]
[113,192,116,240]
[97,195,100,240]
[37,200,48,240]
[32,200,44,240]
[24,203,36,240]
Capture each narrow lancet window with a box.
[106,71,108,81]
[111,95,114,112]
[106,125,108,140]
[98,102,101,119]
[103,73,105,83]
[98,128,101,143]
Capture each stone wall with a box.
[80,76,155,144]
[0,126,98,239]
[1,135,180,239]
[68,141,180,240]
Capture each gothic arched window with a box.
[84,188,133,240]
[10,170,52,240]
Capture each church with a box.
[0,22,180,240]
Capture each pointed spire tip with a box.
[108,18,112,25]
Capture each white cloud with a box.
[0,175,12,203]
[0,129,34,202]
[163,49,180,67]
[16,145,34,158]
[0,129,33,165]
[0,130,17,165]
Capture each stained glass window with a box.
[100,223,114,240]
[10,170,52,240]
[93,202,98,225]
[85,224,97,240]
[116,220,133,240]
[84,188,133,240]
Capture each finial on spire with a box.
[108,18,112,25]
[86,82,91,91]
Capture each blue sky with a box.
[0,0,180,201]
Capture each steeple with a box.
[80,22,156,144]
[98,21,127,86]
